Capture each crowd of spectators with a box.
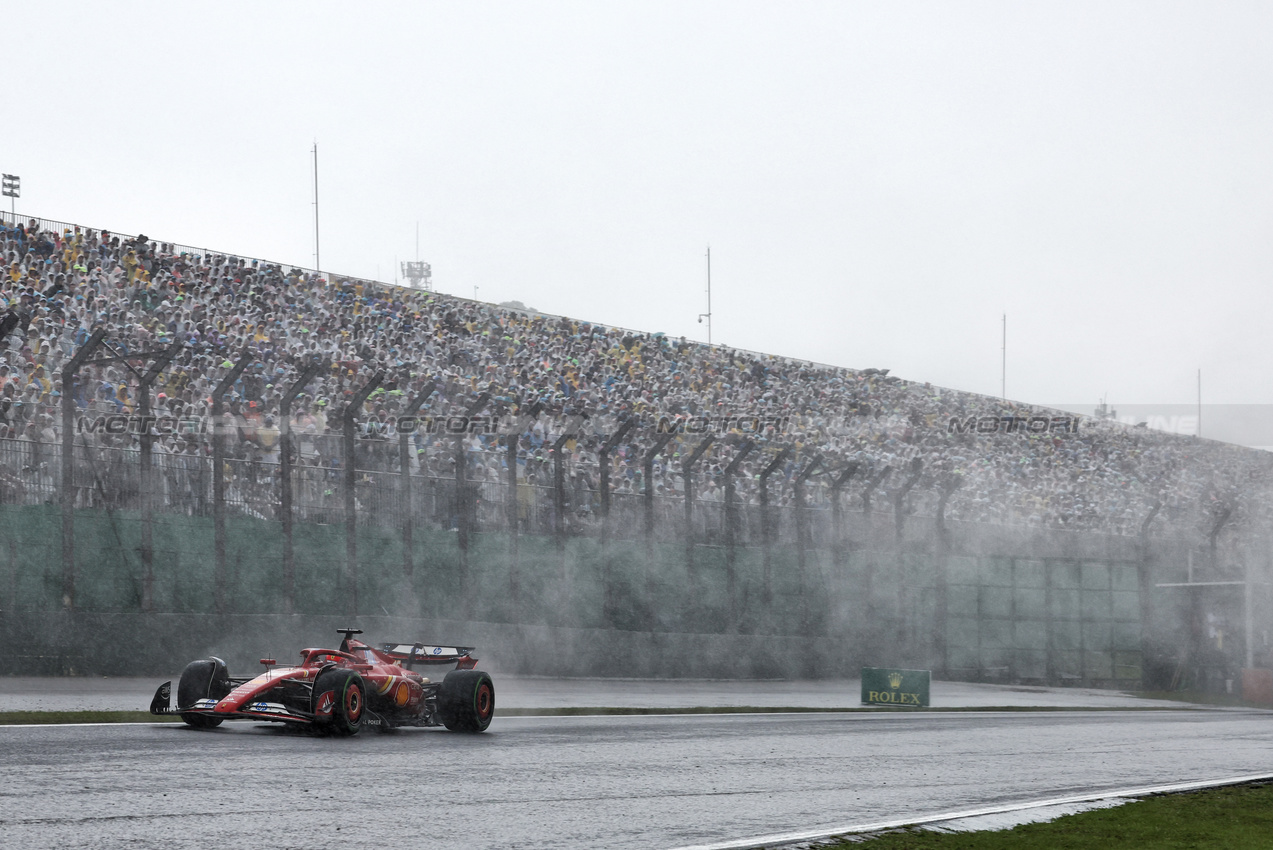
[1,214,1269,543]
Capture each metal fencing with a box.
[11,435,834,543]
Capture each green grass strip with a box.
[822,781,1273,849]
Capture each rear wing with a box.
[380,643,478,669]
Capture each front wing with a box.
[149,681,317,725]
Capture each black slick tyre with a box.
[312,667,366,736]
[438,669,494,732]
[177,657,231,729]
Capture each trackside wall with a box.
[0,502,1202,685]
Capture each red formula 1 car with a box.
[150,628,494,735]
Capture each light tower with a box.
[400,261,433,291]
[2,174,19,220]
[401,222,433,291]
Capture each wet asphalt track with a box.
[5,709,1273,849]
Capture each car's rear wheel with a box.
[438,669,494,732]
[177,658,231,729]
[312,668,365,736]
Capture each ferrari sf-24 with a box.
[150,628,494,735]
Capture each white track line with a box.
[0,722,174,729]
[665,773,1273,850]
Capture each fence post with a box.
[455,392,490,609]
[598,418,635,545]
[279,361,322,615]
[137,341,182,614]
[682,435,714,573]
[723,440,754,625]
[1138,500,1162,688]
[552,431,573,553]
[829,462,859,560]
[793,455,822,598]
[758,446,792,604]
[892,458,924,658]
[504,404,541,603]
[643,432,676,553]
[212,351,252,616]
[342,371,384,617]
[60,329,106,611]
[893,457,923,540]
[399,386,435,581]
[934,472,963,678]
[1209,501,1231,566]
[935,471,962,542]
[862,464,891,516]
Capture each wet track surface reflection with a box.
[6,709,1273,849]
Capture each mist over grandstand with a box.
[7,3,1273,409]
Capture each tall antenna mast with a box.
[1001,313,1006,399]
[698,246,713,344]
[312,142,320,273]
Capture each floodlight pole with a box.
[1,174,18,220]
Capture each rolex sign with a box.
[861,667,930,707]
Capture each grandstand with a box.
[1,212,1269,690]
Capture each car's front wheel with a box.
[312,668,365,736]
[177,658,231,729]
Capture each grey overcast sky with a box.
[8,2,1272,408]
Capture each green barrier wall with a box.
[0,503,1147,684]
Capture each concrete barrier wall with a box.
[0,611,855,680]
